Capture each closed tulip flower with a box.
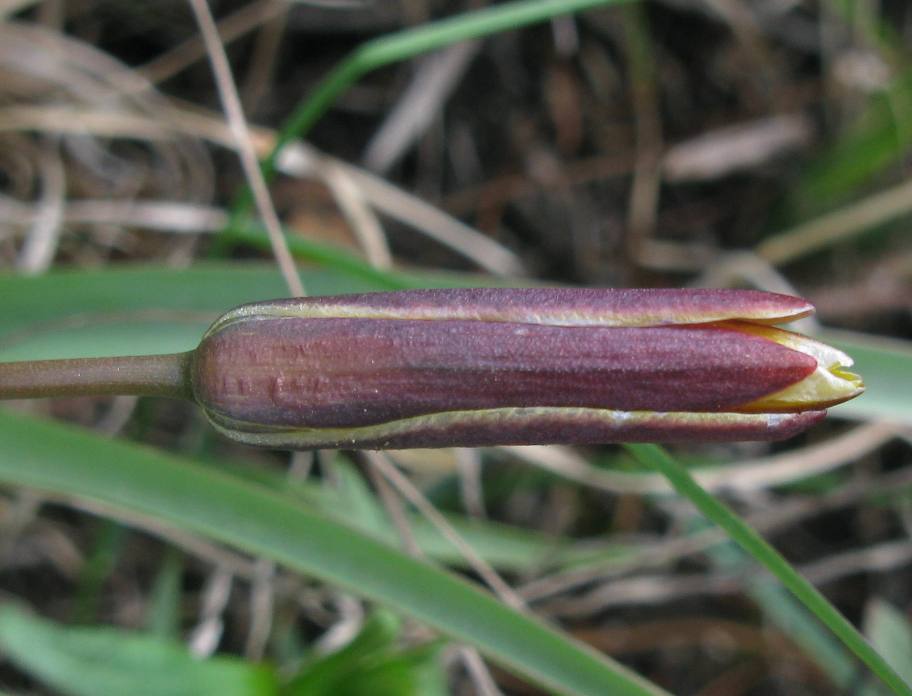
[184,288,862,449]
[0,288,862,449]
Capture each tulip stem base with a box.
[0,353,194,401]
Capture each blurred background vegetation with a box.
[1,1,912,694]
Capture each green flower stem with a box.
[0,353,192,401]
[226,0,636,226]
[625,443,912,696]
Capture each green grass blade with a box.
[267,0,635,173]
[787,0,912,218]
[0,408,666,696]
[864,600,912,689]
[0,264,497,361]
[72,521,127,624]
[789,70,912,216]
[0,605,277,696]
[285,610,447,696]
[228,0,636,225]
[704,524,858,688]
[625,443,912,696]
[144,549,183,639]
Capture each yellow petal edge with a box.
[734,322,864,411]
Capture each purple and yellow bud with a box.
[189,288,862,449]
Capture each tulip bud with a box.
[189,288,862,449]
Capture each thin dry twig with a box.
[362,452,504,696]
[801,539,912,586]
[17,138,64,273]
[618,5,716,274]
[0,99,524,276]
[502,422,899,496]
[240,4,288,114]
[363,42,480,174]
[520,455,912,605]
[662,114,812,182]
[699,0,777,98]
[455,448,486,519]
[95,396,140,437]
[0,106,175,140]
[313,594,364,655]
[366,452,526,611]
[279,143,525,276]
[546,538,912,616]
[0,197,227,233]
[757,177,912,265]
[0,515,84,580]
[455,645,505,696]
[188,0,304,296]
[537,438,906,600]
[139,0,288,87]
[364,456,420,556]
[621,7,664,271]
[0,21,213,198]
[543,570,740,616]
[807,250,912,318]
[244,558,276,660]
[188,565,233,657]
[320,159,393,269]
[164,103,524,275]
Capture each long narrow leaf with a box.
[0,408,666,696]
[0,264,489,361]
[626,443,912,696]
[0,605,276,696]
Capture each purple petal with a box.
[192,317,817,429]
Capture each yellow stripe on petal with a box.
[728,322,865,411]
[202,406,824,449]
[203,288,816,338]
